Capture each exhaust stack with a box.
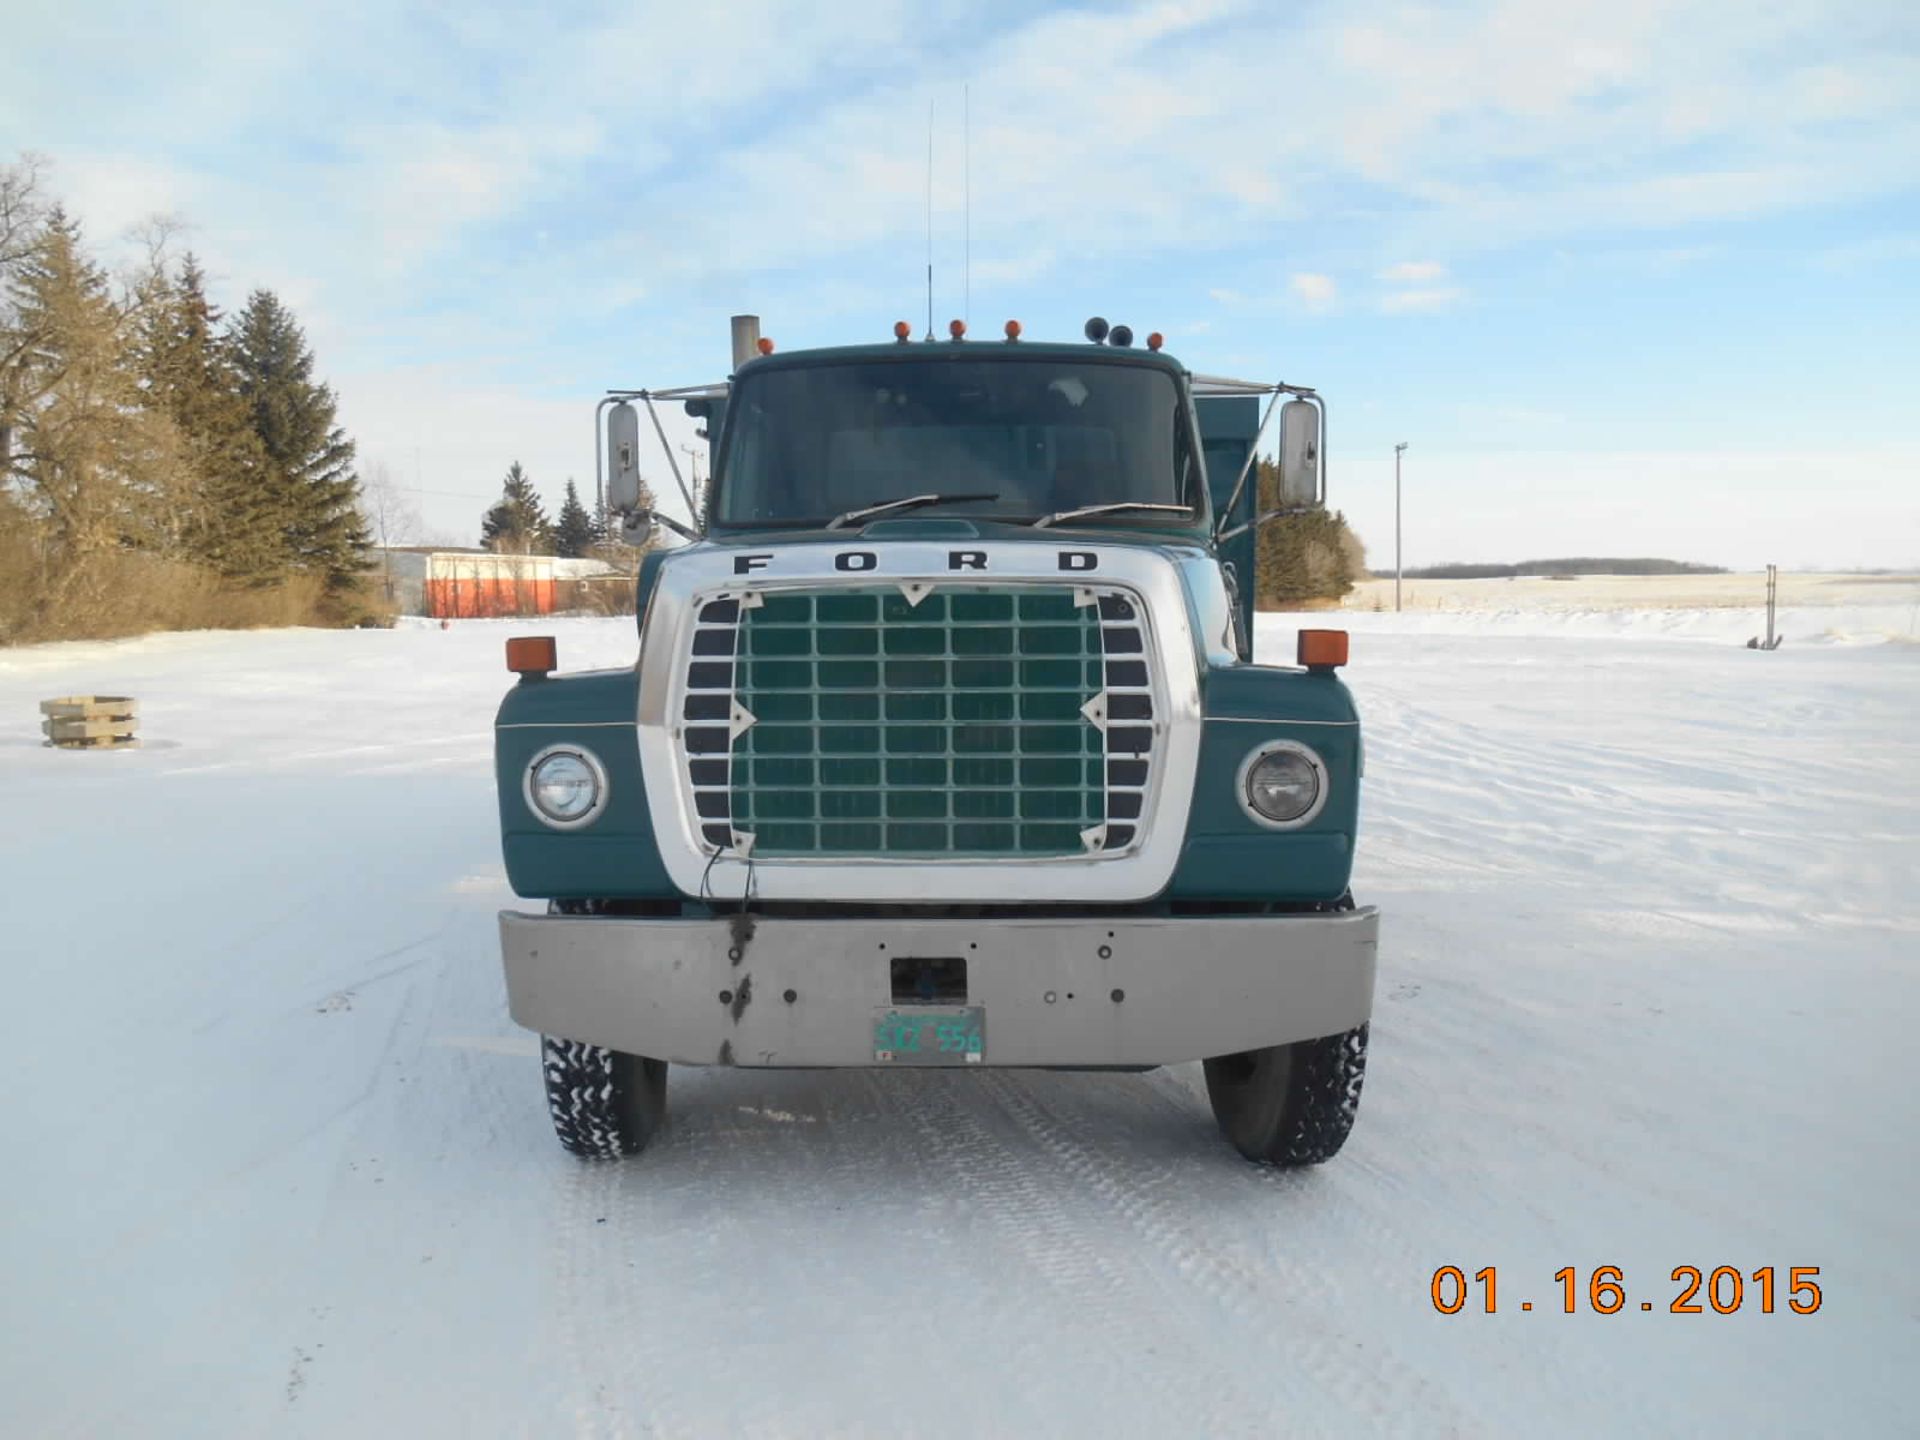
[730,315,761,369]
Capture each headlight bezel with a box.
[523,743,610,830]
[1235,738,1330,831]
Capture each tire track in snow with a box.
[548,1081,765,1440]
[856,1068,1258,1430]
[551,1158,645,1440]
[975,1069,1455,1428]
[548,1065,1251,1438]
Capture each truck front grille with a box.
[678,584,1154,859]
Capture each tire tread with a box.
[541,1036,638,1160]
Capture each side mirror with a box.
[606,402,642,513]
[1277,399,1321,508]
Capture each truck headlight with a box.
[1236,740,1329,830]
[524,745,609,829]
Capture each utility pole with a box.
[1394,442,1409,612]
[679,444,705,522]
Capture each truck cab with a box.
[495,316,1379,1167]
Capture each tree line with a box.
[1403,558,1728,579]
[479,461,653,559]
[1,157,372,643]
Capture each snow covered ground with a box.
[1,580,1915,1437]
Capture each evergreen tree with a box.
[1,159,51,500]
[480,461,551,553]
[553,477,594,558]
[1252,459,1366,606]
[229,288,368,590]
[596,470,657,550]
[133,256,279,582]
[3,208,179,574]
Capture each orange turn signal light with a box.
[506,635,557,677]
[756,336,775,356]
[1297,629,1349,670]
[1004,319,1022,341]
[894,320,912,342]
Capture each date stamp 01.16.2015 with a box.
[1430,1266,1823,1316]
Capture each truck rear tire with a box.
[1202,1023,1368,1167]
[541,1036,667,1160]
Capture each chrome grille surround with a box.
[635,541,1203,903]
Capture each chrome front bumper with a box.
[501,908,1379,1068]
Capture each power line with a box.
[395,484,493,501]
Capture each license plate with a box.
[873,1006,985,1065]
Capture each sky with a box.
[5,0,1917,569]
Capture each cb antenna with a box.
[964,83,971,327]
[925,98,935,341]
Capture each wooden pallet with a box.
[42,729,141,749]
[40,695,139,749]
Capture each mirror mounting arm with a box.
[638,391,699,524]
[1213,386,1284,541]
[1214,504,1314,544]
[1210,382,1325,542]
[601,389,704,538]
[629,508,701,543]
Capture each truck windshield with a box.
[713,357,1193,528]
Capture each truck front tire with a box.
[540,1036,667,1160]
[1202,1023,1368,1167]
[539,899,667,1159]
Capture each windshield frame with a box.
[705,349,1208,534]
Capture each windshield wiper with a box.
[825,493,999,530]
[1031,502,1192,529]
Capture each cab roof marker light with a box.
[948,318,967,341]
[1147,331,1164,351]
[1004,319,1022,342]
[756,336,775,355]
[894,320,912,343]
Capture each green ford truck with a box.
[495,315,1379,1166]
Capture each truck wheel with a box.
[1202,1023,1368,1167]
[538,899,666,1159]
[541,1036,667,1160]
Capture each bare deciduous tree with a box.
[360,458,423,600]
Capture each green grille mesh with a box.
[727,588,1104,857]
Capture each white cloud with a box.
[1290,272,1338,311]
[1815,232,1920,271]
[20,0,1918,316]
[13,0,1917,566]
[1379,286,1466,315]
[1379,260,1446,282]
[41,151,201,252]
